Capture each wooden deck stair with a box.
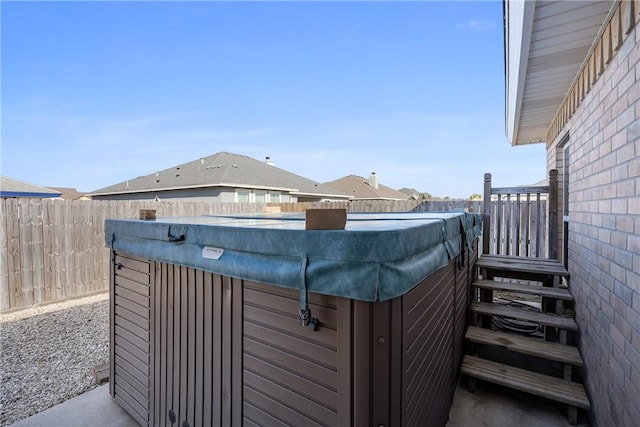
[465,326,584,367]
[462,254,590,425]
[461,356,590,409]
[473,279,573,300]
[470,301,578,330]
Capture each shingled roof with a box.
[324,175,409,201]
[0,176,61,198]
[89,152,350,199]
[49,187,91,200]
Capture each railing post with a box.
[483,173,492,255]
[548,169,559,259]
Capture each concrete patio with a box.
[10,379,589,427]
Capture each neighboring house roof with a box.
[89,152,350,199]
[0,176,61,198]
[324,175,409,201]
[505,1,614,146]
[49,187,91,200]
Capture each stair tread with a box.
[461,355,590,409]
[465,326,583,366]
[477,254,569,277]
[473,279,573,301]
[470,302,578,330]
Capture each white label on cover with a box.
[202,246,224,260]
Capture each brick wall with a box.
[547,22,640,427]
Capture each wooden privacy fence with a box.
[0,194,552,312]
[0,198,418,311]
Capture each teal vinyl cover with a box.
[105,212,481,302]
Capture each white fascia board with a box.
[89,183,298,196]
[290,191,351,199]
[506,0,537,146]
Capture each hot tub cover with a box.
[105,212,481,302]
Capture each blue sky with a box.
[1,1,545,198]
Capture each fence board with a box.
[42,201,56,302]
[31,199,45,304]
[0,197,548,311]
[6,199,22,308]
[19,201,35,306]
[63,202,73,299]
[0,202,8,310]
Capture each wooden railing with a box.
[482,170,558,259]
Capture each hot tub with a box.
[105,212,481,427]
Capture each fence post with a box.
[482,173,492,255]
[548,169,559,259]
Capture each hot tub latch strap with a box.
[299,257,319,331]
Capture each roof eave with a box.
[505,0,538,146]
[290,191,351,200]
[89,182,299,197]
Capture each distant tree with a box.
[419,192,432,201]
[469,193,482,200]
[444,196,450,200]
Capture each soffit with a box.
[507,0,615,146]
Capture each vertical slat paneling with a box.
[160,263,171,427]
[212,274,223,425]
[231,277,243,426]
[336,298,353,426]
[187,268,196,425]
[153,261,162,427]
[371,301,391,427]
[194,270,204,427]
[221,275,232,427]
[352,300,371,427]
[179,266,188,426]
[171,265,181,426]
[202,272,214,427]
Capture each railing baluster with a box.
[524,193,531,256]
[496,194,502,255]
[536,192,541,257]
[515,193,521,257]
[505,194,511,255]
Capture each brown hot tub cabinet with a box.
[106,213,481,426]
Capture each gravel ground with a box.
[0,294,109,426]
